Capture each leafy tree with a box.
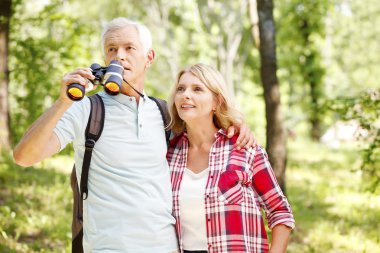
[325,0,380,192]
[255,0,287,191]
[328,0,380,95]
[331,88,380,193]
[276,0,329,140]
[9,0,97,145]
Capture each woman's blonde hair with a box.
[168,63,243,134]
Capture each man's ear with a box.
[146,49,155,68]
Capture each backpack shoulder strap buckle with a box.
[85,139,96,150]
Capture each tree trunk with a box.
[310,79,322,140]
[0,0,12,151]
[300,18,324,141]
[255,0,287,192]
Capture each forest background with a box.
[0,0,379,252]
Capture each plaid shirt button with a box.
[243,181,252,187]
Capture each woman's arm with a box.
[269,224,292,253]
[249,146,295,251]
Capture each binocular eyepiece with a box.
[66,60,124,101]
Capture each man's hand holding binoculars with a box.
[60,67,96,103]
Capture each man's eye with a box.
[108,48,116,52]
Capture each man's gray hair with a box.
[101,17,152,55]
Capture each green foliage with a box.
[328,0,380,95]
[276,0,330,139]
[9,0,98,146]
[330,88,380,193]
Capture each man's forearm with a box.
[13,98,73,166]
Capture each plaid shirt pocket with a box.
[217,170,251,205]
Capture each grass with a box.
[0,153,72,253]
[1,139,379,252]
[286,139,380,253]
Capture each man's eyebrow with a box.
[124,42,138,46]
[105,42,116,47]
[105,41,138,47]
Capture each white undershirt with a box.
[179,167,210,251]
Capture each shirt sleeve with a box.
[250,146,295,230]
[53,98,91,151]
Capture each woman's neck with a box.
[186,121,218,149]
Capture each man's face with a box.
[104,26,151,86]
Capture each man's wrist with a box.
[57,96,74,109]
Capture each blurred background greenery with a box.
[0,0,379,252]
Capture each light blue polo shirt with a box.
[54,92,178,253]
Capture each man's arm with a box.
[13,99,72,166]
[13,68,95,167]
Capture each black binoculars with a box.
[66,60,124,101]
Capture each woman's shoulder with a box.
[168,132,187,149]
[226,133,268,158]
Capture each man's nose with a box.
[116,49,126,61]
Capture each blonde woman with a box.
[167,63,295,253]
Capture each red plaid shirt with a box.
[167,129,295,253]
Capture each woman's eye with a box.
[176,87,184,92]
[194,87,202,91]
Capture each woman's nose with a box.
[182,89,191,99]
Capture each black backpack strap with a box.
[71,165,83,253]
[80,94,105,200]
[148,96,171,144]
[71,94,104,253]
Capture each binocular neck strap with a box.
[123,78,145,98]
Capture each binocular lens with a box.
[104,74,122,95]
[67,84,85,101]
[105,82,120,94]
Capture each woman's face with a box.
[174,72,217,125]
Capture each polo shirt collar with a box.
[105,90,148,106]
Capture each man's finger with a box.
[227,126,235,138]
[245,134,256,149]
[236,125,247,144]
